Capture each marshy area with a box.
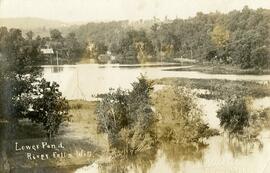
[1,68,270,173]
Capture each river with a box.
[42,64,270,173]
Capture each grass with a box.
[155,77,270,100]
[0,100,106,172]
[165,64,270,75]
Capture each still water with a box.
[43,64,270,100]
[43,64,270,173]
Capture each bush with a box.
[0,28,69,139]
[96,75,156,155]
[217,96,269,138]
[217,96,250,134]
[153,86,217,146]
[30,79,70,138]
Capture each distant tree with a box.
[118,30,154,63]
[50,29,63,41]
[211,25,230,48]
[65,32,84,62]
[95,41,108,56]
[26,31,34,40]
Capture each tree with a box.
[216,95,268,138]
[0,28,69,138]
[117,30,155,63]
[211,25,230,48]
[65,32,84,62]
[153,86,217,145]
[217,96,250,134]
[26,31,34,40]
[30,79,69,138]
[127,75,155,130]
[96,75,156,155]
[50,29,63,41]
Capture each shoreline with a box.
[42,62,270,75]
[164,64,270,75]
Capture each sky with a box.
[0,0,270,22]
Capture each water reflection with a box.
[106,150,157,173]
[159,142,206,173]
[51,66,64,73]
[77,149,158,173]
[76,138,209,173]
[220,134,263,158]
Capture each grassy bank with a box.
[155,77,270,100]
[0,100,105,172]
[165,64,270,75]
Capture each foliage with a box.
[155,78,270,100]
[211,25,230,48]
[75,7,269,67]
[116,30,155,63]
[217,96,269,137]
[217,96,250,134]
[0,27,69,138]
[96,75,156,155]
[50,29,63,41]
[153,86,217,146]
[3,7,268,67]
[30,79,70,138]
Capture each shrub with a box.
[153,86,217,146]
[217,96,251,134]
[217,96,269,138]
[96,75,156,155]
[29,79,70,138]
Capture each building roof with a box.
[40,48,54,54]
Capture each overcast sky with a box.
[0,0,270,22]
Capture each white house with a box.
[40,48,54,55]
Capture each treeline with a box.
[36,29,84,64]
[1,6,269,68]
[73,6,270,68]
[0,27,85,65]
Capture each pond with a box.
[43,64,270,100]
[42,64,270,173]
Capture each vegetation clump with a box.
[96,76,156,155]
[217,96,269,138]
[0,27,69,138]
[153,86,218,146]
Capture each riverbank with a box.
[0,100,105,172]
[164,64,270,75]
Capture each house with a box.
[40,46,55,64]
[40,48,54,55]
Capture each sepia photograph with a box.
[0,0,270,172]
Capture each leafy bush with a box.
[217,96,250,134]
[217,96,269,138]
[30,79,70,138]
[153,86,217,146]
[96,75,156,155]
